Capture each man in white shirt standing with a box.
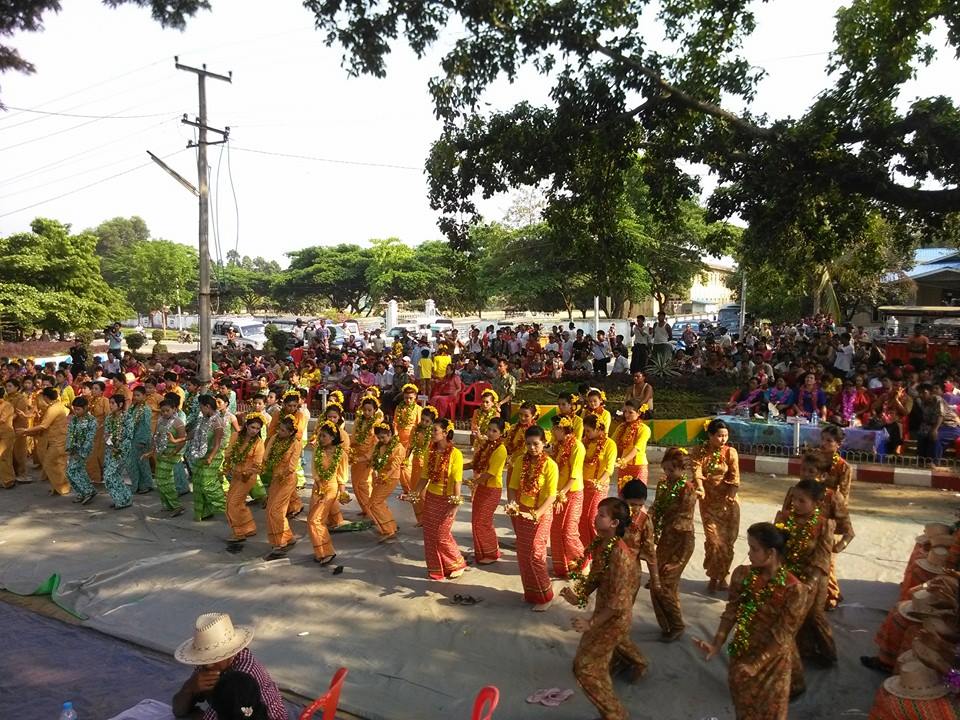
[630,315,650,373]
[833,332,855,378]
[652,311,672,362]
[592,331,611,377]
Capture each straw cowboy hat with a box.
[917,547,950,575]
[174,613,254,665]
[915,523,954,545]
[897,590,951,622]
[884,661,950,700]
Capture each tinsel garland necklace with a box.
[583,432,608,484]
[779,507,822,581]
[226,434,258,471]
[520,451,548,498]
[472,438,503,475]
[427,442,454,495]
[567,536,619,608]
[395,401,418,429]
[652,474,689,543]
[262,435,295,479]
[410,425,432,459]
[728,565,788,658]
[704,443,725,475]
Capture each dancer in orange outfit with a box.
[563,498,646,720]
[611,399,651,488]
[368,422,406,541]
[392,384,421,449]
[262,417,301,559]
[349,397,379,516]
[0,388,15,488]
[469,417,508,564]
[403,406,436,526]
[19,387,70,496]
[695,523,809,720]
[507,425,558,609]
[316,402,351,529]
[470,389,500,452]
[550,415,585,578]
[417,418,466,580]
[579,414,617,548]
[693,418,739,592]
[308,420,348,565]
[504,401,538,459]
[223,414,266,545]
[5,378,33,482]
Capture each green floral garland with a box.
[313,444,344,489]
[652,474,689,543]
[262,435,295,480]
[728,565,788,658]
[704,444,725,475]
[779,507,822,581]
[225,435,258,472]
[567,536,619,609]
[371,436,400,473]
[409,425,432,460]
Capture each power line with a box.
[0,149,186,220]
[2,106,177,120]
[0,117,177,187]
[229,145,422,171]
[0,104,167,152]
[0,149,161,200]
[226,140,239,255]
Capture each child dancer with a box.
[147,398,187,517]
[223,414,266,545]
[469,417,507,564]
[579,414,617,547]
[695,523,808,720]
[611,399,651,488]
[263,417,301,559]
[470,389,500,452]
[308,420,347,565]
[368,422,405,541]
[101,395,133,510]
[694,418,739,592]
[507,425,558,609]
[417,418,466,580]
[649,448,699,641]
[550,415,585,578]
[562,497,645,720]
[349,397,379,516]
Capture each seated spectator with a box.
[430,365,463,418]
[829,376,872,427]
[725,377,764,415]
[609,347,629,377]
[172,613,288,720]
[765,375,794,417]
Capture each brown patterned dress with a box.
[693,443,740,581]
[720,565,808,720]
[651,476,698,634]
[573,538,643,720]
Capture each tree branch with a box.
[591,41,777,140]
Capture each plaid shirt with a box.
[201,648,288,720]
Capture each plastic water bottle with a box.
[59,702,77,720]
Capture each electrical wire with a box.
[0,149,162,200]
[2,106,177,120]
[226,139,239,256]
[0,116,177,187]
[228,145,421,171]
[0,103,159,152]
[0,148,187,219]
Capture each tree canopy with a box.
[0,218,130,335]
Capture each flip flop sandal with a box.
[526,689,555,704]
[315,554,337,566]
[81,491,97,505]
[540,689,574,707]
[331,565,344,575]
[460,595,482,606]
[72,496,84,503]
[452,594,464,605]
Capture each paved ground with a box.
[1,468,954,720]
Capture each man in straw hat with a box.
[172,612,288,719]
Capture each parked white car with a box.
[211,317,269,351]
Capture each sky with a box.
[0,0,955,265]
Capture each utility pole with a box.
[175,56,231,383]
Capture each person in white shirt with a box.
[717,328,733,350]
[561,332,575,364]
[833,332,854,378]
[610,347,629,376]
[630,316,650,373]
[591,331,611,377]
[652,311,672,361]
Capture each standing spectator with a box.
[491,358,518,423]
[652,311,673,362]
[69,337,88,374]
[106,323,123,360]
[291,318,305,346]
[833,332,854,378]
[631,315,650,373]
[591,331,611,377]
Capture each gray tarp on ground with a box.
[0,473,908,720]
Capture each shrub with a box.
[152,343,168,355]
[126,332,147,352]
[151,329,165,344]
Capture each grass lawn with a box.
[516,377,734,419]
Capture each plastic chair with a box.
[299,667,348,720]
[459,381,492,419]
[471,685,499,720]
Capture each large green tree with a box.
[278,244,374,315]
[216,251,281,314]
[88,216,151,285]
[108,239,198,327]
[299,0,959,257]
[0,218,130,335]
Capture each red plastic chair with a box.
[459,381,492,419]
[472,685,499,720]
[299,667,348,720]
